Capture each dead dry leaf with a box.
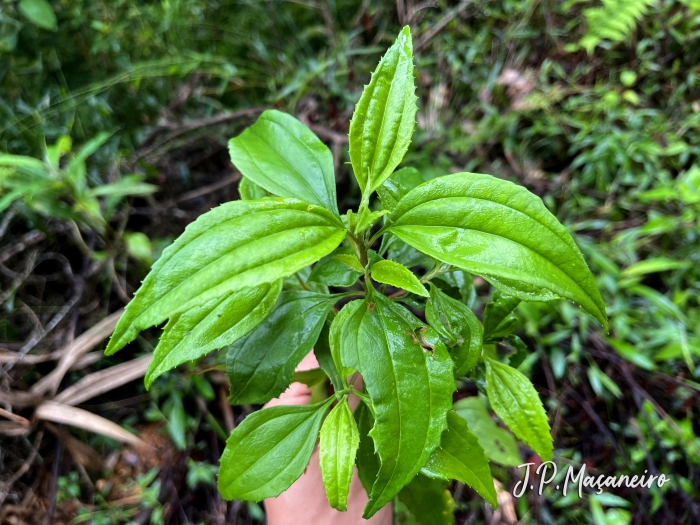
[35,401,143,446]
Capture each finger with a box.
[263,352,321,408]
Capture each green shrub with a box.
[105,27,606,517]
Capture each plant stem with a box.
[295,272,311,290]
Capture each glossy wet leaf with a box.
[106,198,345,355]
[485,357,553,460]
[329,299,365,380]
[483,290,521,342]
[348,26,417,194]
[398,474,454,525]
[319,398,360,511]
[333,254,365,273]
[227,291,340,404]
[421,411,497,508]
[218,399,333,501]
[229,110,339,214]
[386,173,608,330]
[339,293,454,517]
[314,323,344,392]
[425,285,482,376]
[376,167,424,212]
[452,397,521,467]
[371,259,429,297]
[310,250,362,287]
[145,281,282,389]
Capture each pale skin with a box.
[263,353,393,525]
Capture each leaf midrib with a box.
[261,115,337,214]
[489,362,550,456]
[247,121,332,212]
[393,191,579,257]
[139,224,340,327]
[223,409,318,497]
[391,224,595,314]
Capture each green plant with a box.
[578,0,657,53]
[104,27,607,518]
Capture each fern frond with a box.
[580,0,656,53]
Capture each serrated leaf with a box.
[483,291,521,342]
[238,177,268,200]
[19,0,57,31]
[376,167,424,212]
[484,357,553,460]
[319,398,360,511]
[218,399,333,501]
[452,397,521,467]
[421,411,497,509]
[106,198,345,355]
[426,284,482,376]
[354,401,380,494]
[386,173,608,330]
[371,259,428,297]
[226,291,339,404]
[333,253,365,273]
[398,474,454,525]
[339,293,454,518]
[229,110,338,214]
[348,26,418,194]
[354,208,388,234]
[145,281,281,389]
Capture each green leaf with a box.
[339,293,454,518]
[333,253,365,273]
[354,401,380,494]
[371,259,428,297]
[319,398,360,511]
[238,177,268,200]
[0,153,47,172]
[425,285,482,376]
[452,397,521,467]
[18,0,57,31]
[329,299,365,380]
[386,173,608,330]
[608,339,657,371]
[313,323,345,392]
[226,291,339,404]
[421,411,497,509]
[309,250,362,287]
[229,110,339,215]
[484,357,553,461]
[348,27,417,194]
[145,281,281,389]
[106,198,345,355]
[377,167,424,212]
[218,399,333,501]
[483,291,521,342]
[65,132,113,186]
[167,394,188,451]
[398,474,454,525]
[620,257,691,278]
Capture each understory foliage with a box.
[106,27,607,518]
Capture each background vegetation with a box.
[1,0,699,523]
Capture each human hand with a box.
[262,353,392,525]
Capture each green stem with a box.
[295,272,311,290]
